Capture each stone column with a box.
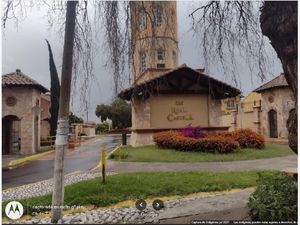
[253,104,262,135]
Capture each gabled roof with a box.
[2,69,49,93]
[254,73,288,93]
[118,64,241,100]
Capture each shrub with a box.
[248,171,297,221]
[109,152,129,160]
[153,131,239,153]
[231,129,265,149]
[178,124,206,138]
[207,129,265,149]
[96,122,109,134]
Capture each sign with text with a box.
[150,95,209,128]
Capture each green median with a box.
[3,170,278,216]
[109,144,294,163]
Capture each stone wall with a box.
[131,97,151,130]
[260,87,294,138]
[221,87,294,138]
[2,87,42,154]
[130,97,151,146]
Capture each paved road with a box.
[2,134,122,189]
[107,155,297,173]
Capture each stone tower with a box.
[131,1,179,82]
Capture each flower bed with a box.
[153,128,265,153]
[153,130,239,153]
[206,129,265,149]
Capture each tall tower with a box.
[131,1,179,82]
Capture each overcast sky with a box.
[2,1,282,122]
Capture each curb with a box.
[3,170,81,192]
[5,150,54,170]
[91,145,122,171]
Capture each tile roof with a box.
[2,69,49,93]
[118,64,241,100]
[254,73,288,93]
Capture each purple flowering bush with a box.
[178,124,206,139]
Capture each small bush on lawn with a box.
[248,171,297,221]
[207,129,265,149]
[153,131,239,153]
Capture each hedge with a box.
[153,131,239,153]
[207,129,265,149]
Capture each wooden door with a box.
[268,110,278,138]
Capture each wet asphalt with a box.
[2,134,122,189]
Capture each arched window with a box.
[154,8,162,27]
[140,52,146,73]
[157,49,165,61]
[139,9,146,30]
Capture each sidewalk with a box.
[157,188,252,223]
[106,155,297,173]
[265,138,288,145]
[3,188,254,224]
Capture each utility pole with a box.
[51,1,78,223]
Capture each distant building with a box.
[221,73,295,138]
[71,122,96,138]
[254,73,295,138]
[2,69,50,154]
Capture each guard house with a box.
[118,1,241,146]
[2,69,49,154]
[254,73,295,138]
[119,65,241,146]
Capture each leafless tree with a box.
[189,1,297,153]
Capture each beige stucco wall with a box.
[236,112,255,130]
[130,94,226,146]
[260,87,294,138]
[72,123,96,137]
[208,96,222,127]
[221,114,235,132]
[150,94,209,128]
[2,87,42,154]
[131,97,151,130]
[83,126,96,136]
[130,132,154,147]
[220,87,294,138]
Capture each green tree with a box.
[46,40,60,137]
[95,98,131,129]
[95,122,109,134]
[69,112,84,125]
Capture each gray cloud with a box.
[2,1,282,122]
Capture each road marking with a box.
[91,145,121,171]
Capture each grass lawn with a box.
[3,170,277,215]
[109,144,294,163]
